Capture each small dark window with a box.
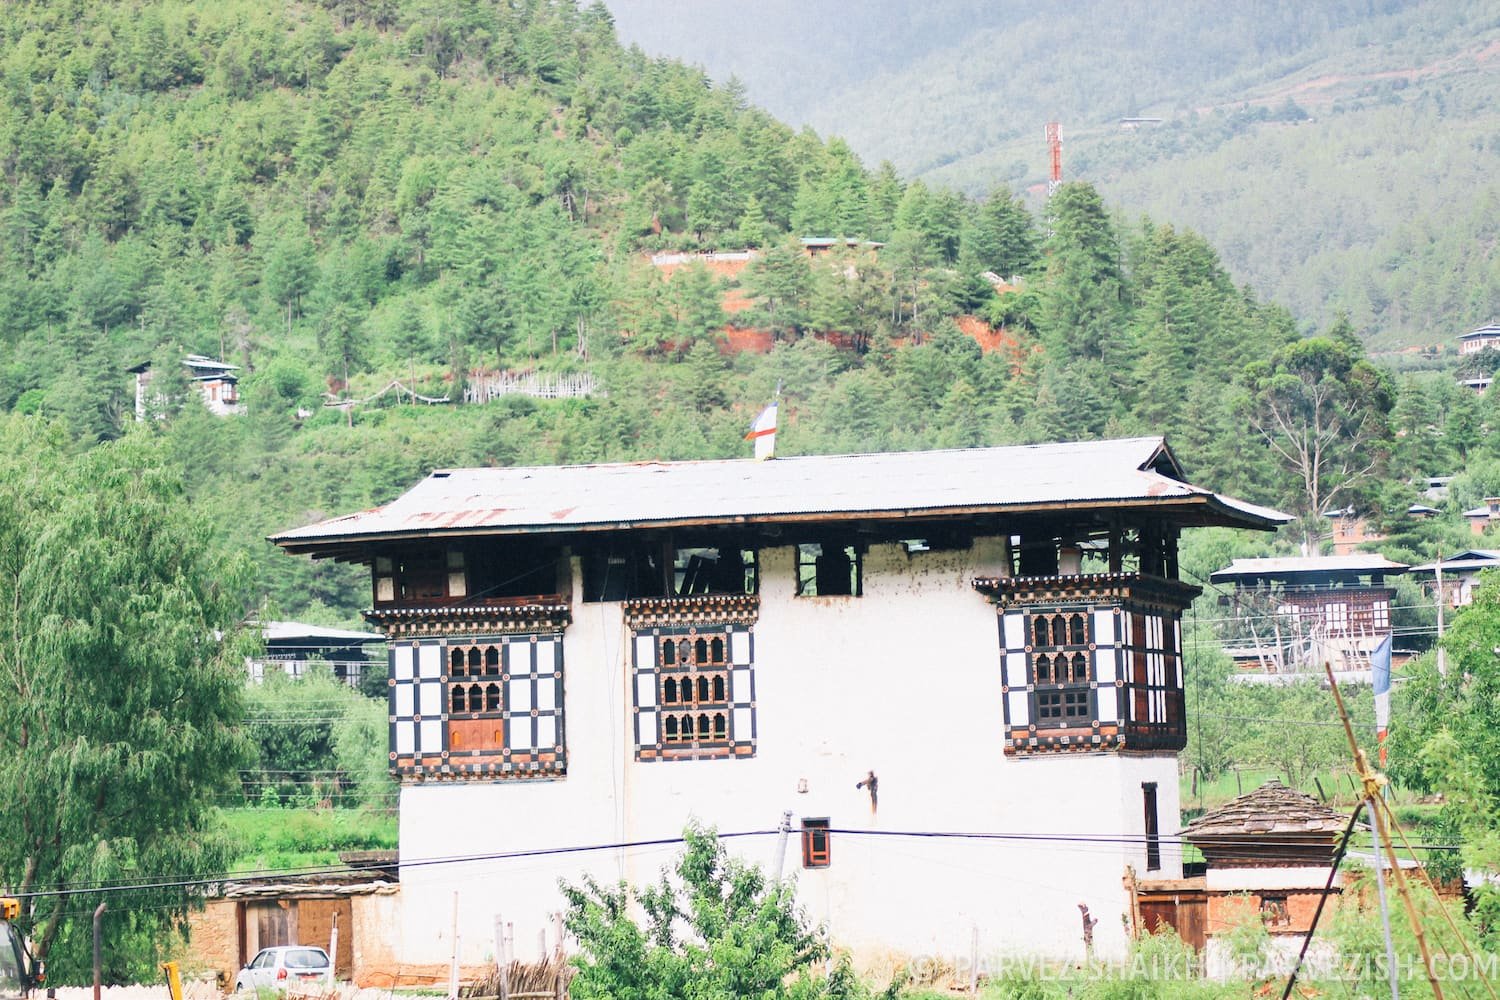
[1143,782,1161,872]
[796,543,862,597]
[802,818,831,868]
[484,683,500,712]
[1260,894,1290,928]
[1070,614,1086,646]
[484,647,500,674]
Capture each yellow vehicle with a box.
[0,899,42,1000]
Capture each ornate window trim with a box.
[626,597,757,762]
[979,574,1196,756]
[388,632,566,781]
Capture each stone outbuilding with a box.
[1133,780,1349,965]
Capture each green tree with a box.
[1242,321,1394,551]
[0,419,252,982]
[743,239,813,340]
[562,825,866,1000]
[1388,571,1500,871]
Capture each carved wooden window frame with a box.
[631,619,755,762]
[388,633,565,779]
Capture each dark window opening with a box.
[1143,782,1161,872]
[583,545,669,602]
[384,550,446,603]
[1260,894,1290,928]
[796,543,863,597]
[654,627,733,748]
[802,818,831,868]
[673,546,758,596]
[462,541,560,600]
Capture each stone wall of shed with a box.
[185,901,239,987]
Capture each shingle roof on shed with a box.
[1182,780,1346,840]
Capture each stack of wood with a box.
[461,955,570,1000]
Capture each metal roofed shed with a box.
[1410,549,1500,574]
[1209,554,1408,585]
[270,437,1289,558]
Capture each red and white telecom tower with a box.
[1045,121,1062,196]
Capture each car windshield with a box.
[284,949,329,970]
[0,923,21,994]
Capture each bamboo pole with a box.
[1326,663,1444,1000]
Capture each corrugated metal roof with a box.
[1410,550,1500,574]
[1211,554,1408,582]
[259,620,384,643]
[271,437,1288,552]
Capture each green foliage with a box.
[1387,570,1500,870]
[242,666,394,810]
[222,806,397,872]
[562,825,867,1000]
[1243,320,1395,549]
[611,1,1500,346]
[0,417,252,983]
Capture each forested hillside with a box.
[608,0,1500,346]
[0,0,1494,626]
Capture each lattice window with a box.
[1028,610,1093,727]
[389,634,565,778]
[633,624,754,760]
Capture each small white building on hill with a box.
[272,438,1285,976]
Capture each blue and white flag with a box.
[1372,633,1392,768]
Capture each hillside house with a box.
[129,355,242,418]
[1324,505,1438,556]
[1459,324,1500,355]
[271,438,1285,973]
[249,621,385,688]
[1463,498,1500,535]
[1135,781,1348,970]
[1409,550,1500,609]
[1209,555,1406,674]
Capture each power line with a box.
[10,825,1461,901]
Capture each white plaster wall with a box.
[396,541,1181,969]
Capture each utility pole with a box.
[1434,545,1447,676]
[773,810,794,884]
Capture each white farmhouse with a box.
[271,438,1284,977]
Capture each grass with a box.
[222,806,398,873]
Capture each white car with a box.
[234,946,333,993]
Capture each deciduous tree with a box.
[0,419,253,983]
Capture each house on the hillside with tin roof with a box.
[1459,324,1500,355]
[128,354,242,418]
[1210,555,1406,675]
[271,437,1285,976]
[1409,549,1500,609]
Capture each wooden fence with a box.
[464,372,599,403]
